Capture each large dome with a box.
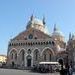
[26,15,46,33]
[28,18,44,26]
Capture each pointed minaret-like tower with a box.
[30,14,34,21]
[42,16,46,25]
[69,32,72,40]
[26,14,34,29]
[53,24,58,32]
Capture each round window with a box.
[28,34,33,39]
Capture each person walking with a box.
[69,66,73,75]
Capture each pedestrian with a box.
[59,65,64,75]
[69,66,73,75]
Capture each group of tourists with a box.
[32,61,73,74]
[60,64,73,75]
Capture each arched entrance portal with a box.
[42,48,54,62]
[10,49,17,67]
[19,49,25,66]
[26,55,32,67]
[33,49,40,65]
[10,50,17,61]
[58,58,64,65]
[11,61,15,68]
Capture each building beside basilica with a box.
[7,15,67,69]
[66,33,75,69]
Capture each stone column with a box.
[31,52,33,67]
[25,54,27,67]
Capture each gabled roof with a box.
[11,28,51,41]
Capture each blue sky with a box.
[0,0,75,55]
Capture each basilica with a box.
[7,15,75,69]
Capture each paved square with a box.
[0,68,75,75]
[0,68,60,75]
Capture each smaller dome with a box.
[52,30,64,37]
[52,24,64,38]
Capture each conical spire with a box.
[53,24,58,32]
[30,14,34,21]
[69,32,72,40]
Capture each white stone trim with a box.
[18,48,26,55]
[41,47,55,56]
[8,48,17,55]
[32,48,40,53]
[57,57,63,62]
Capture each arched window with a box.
[23,43,25,46]
[19,43,20,46]
[49,41,51,44]
[28,43,30,45]
[46,41,48,45]
[34,37,37,39]
[33,42,35,45]
[10,50,17,60]
[22,51,25,61]
[35,51,38,60]
[36,42,37,45]
[49,54,51,61]
[20,50,25,61]
[43,42,45,44]
[42,48,53,62]
[9,43,11,46]
[15,53,17,60]
[52,41,55,45]
[31,42,32,45]
[34,49,39,61]
[21,43,22,46]
[44,53,46,61]
[38,42,40,45]
[11,53,13,59]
